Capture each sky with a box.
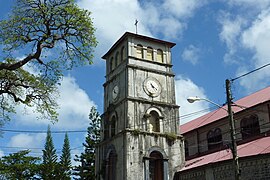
[1,0,270,165]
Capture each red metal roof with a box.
[180,86,270,134]
[181,136,270,171]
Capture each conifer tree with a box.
[60,133,72,180]
[73,106,101,179]
[0,150,40,179]
[41,125,59,179]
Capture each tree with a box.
[73,106,101,179]
[0,0,97,122]
[60,133,72,180]
[0,150,40,179]
[41,125,59,179]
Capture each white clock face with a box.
[112,85,119,101]
[144,78,161,97]
[146,80,159,94]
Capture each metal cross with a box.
[135,19,138,34]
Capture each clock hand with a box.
[150,83,157,91]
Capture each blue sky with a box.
[1,0,270,164]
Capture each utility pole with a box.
[226,79,240,180]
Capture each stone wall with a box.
[175,154,270,180]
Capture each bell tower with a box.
[96,32,184,180]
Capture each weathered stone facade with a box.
[175,154,270,180]
[96,32,185,180]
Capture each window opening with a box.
[115,52,119,67]
[111,116,116,137]
[207,128,222,150]
[149,111,160,132]
[184,140,189,158]
[136,44,143,59]
[110,57,114,71]
[121,46,126,61]
[241,114,260,139]
[157,49,163,63]
[147,47,153,61]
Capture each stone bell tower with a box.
[96,32,184,180]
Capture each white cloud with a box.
[163,0,207,19]
[77,0,206,53]
[227,0,270,10]
[218,13,246,64]
[181,45,200,65]
[71,148,82,166]
[8,133,45,151]
[56,76,96,129]
[242,10,270,65]
[16,76,95,130]
[237,68,269,93]
[218,4,270,93]
[239,9,270,92]
[77,0,150,61]
[175,75,210,124]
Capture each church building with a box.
[95,32,185,180]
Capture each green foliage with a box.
[73,106,101,179]
[0,0,97,123]
[165,132,177,142]
[0,127,75,179]
[41,125,59,179]
[131,129,141,136]
[0,150,41,179]
[60,133,72,180]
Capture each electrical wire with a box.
[0,129,87,134]
[1,101,268,136]
[0,105,218,134]
[231,62,270,81]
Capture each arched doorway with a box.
[149,151,164,180]
[105,146,117,180]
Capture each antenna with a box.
[135,19,138,34]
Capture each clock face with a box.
[144,78,161,97]
[112,85,119,101]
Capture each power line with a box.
[1,101,267,134]
[231,62,270,81]
[0,106,215,134]
[0,145,84,151]
[0,129,87,133]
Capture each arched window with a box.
[111,116,116,137]
[157,49,163,63]
[149,151,164,180]
[241,114,260,140]
[104,120,109,140]
[184,140,189,158]
[146,47,153,61]
[136,44,143,59]
[115,52,119,67]
[207,128,222,150]
[149,111,160,132]
[121,46,126,62]
[106,147,117,180]
[110,57,114,71]
[109,57,113,71]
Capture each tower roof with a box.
[102,32,176,59]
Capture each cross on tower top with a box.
[135,19,138,34]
